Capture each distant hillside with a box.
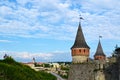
[0,57,57,80]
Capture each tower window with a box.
[72,50,74,53]
[84,49,85,53]
[79,49,81,53]
[74,50,76,53]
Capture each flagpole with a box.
[99,36,102,41]
[79,14,84,25]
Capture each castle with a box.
[68,17,120,80]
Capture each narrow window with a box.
[74,50,76,53]
[79,49,81,53]
[72,50,74,53]
[84,49,85,53]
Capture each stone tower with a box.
[71,21,90,63]
[94,38,106,60]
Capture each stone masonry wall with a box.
[68,63,96,80]
[68,61,119,80]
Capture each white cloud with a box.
[0,50,71,62]
[0,51,53,61]
[0,40,12,43]
[0,0,120,41]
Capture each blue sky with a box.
[0,0,120,62]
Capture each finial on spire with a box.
[79,14,84,24]
[99,35,102,40]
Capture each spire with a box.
[71,15,90,49]
[94,37,106,57]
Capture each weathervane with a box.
[79,14,84,24]
[99,35,102,40]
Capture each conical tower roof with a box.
[71,23,90,49]
[94,39,106,56]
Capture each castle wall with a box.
[95,70,105,80]
[119,61,120,80]
[72,56,88,63]
[68,61,119,80]
[68,63,96,80]
[104,63,119,80]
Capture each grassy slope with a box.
[0,57,56,80]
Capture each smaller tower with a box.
[3,54,8,59]
[33,57,36,63]
[94,36,106,60]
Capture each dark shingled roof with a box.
[94,40,106,56]
[71,23,90,49]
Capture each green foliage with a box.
[0,58,57,80]
[34,63,44,67]
[44,63,51,68]
[61,66,69,70]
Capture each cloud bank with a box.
[0,0,119,40]
[0,50,71,62]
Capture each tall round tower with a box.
[71,21,90,63]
